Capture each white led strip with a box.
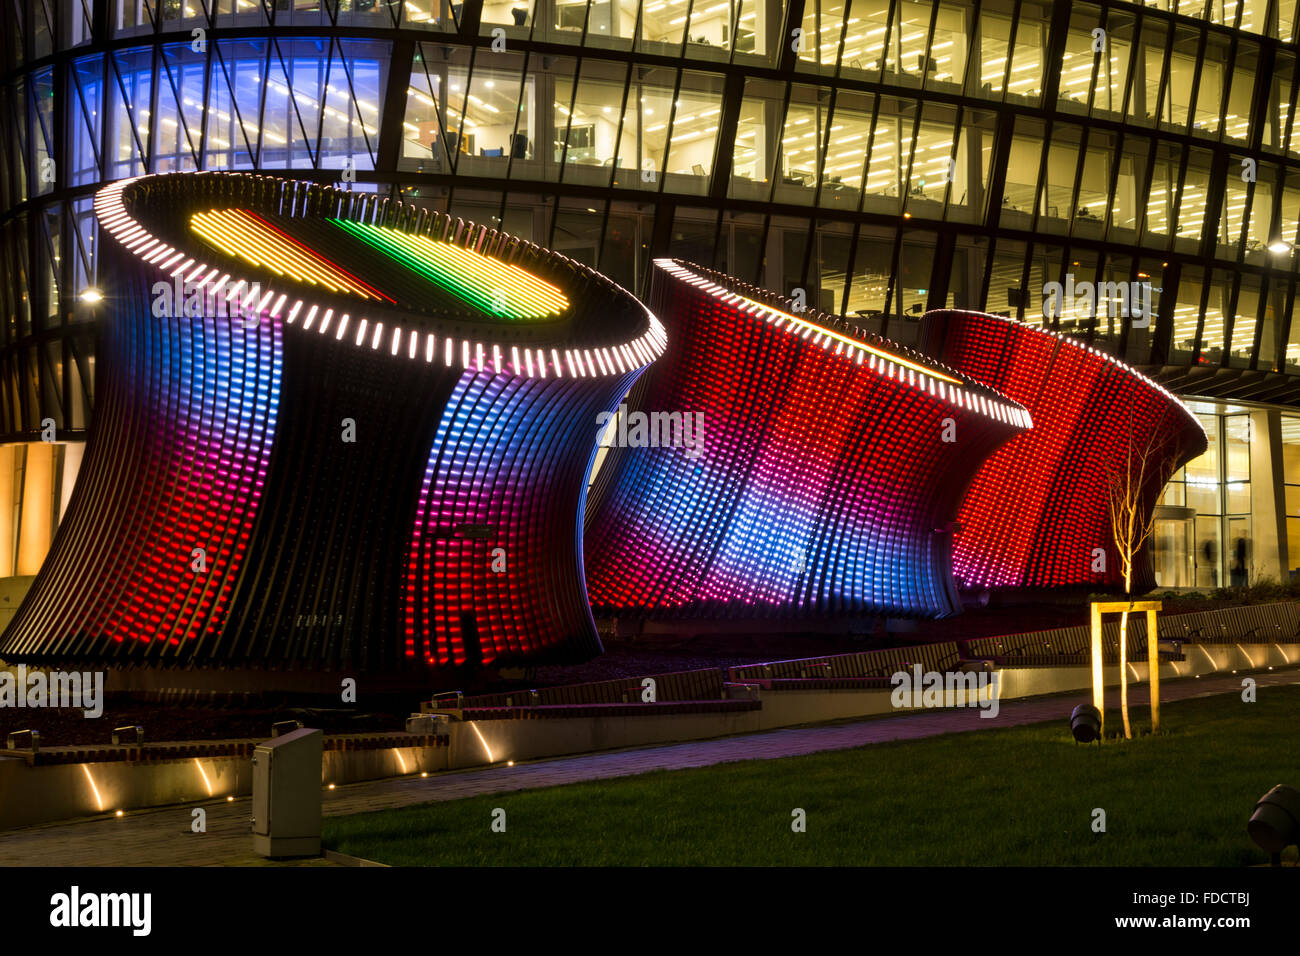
[654,259,1032,429]
[94,173,668,379]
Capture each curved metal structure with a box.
[0,171,664,678]
[918,308,1208,591]
[583,259,1030,619]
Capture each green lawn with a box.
[323,684,1300,866]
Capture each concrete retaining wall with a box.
[2,642,1296,832]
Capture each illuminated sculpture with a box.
[583,260,1030,619]
[917,309,1207,590]
[0,171,664,681]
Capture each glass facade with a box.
[1156,400,1294,590]
[8,0,1300,586]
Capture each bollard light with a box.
[1248,784,1300,864]
[1070,704,1102,744]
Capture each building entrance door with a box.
[1152,506,1195,589]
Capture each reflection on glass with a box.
[845,234,892,316]
[556,61,627,185]
[1153,517,1194,588]
[1195,514,1222,588]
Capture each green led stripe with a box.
[330,219,568,319]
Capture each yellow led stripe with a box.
[190,209,390,301]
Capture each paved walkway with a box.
[1,668,1295,866]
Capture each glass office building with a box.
[6,0,1300,595]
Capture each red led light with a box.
[919,310,1208,590]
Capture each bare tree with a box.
[1104,416,1180,738]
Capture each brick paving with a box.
[1,668,1295,866]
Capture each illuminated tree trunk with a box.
[1119,581,1132,740]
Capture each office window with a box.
[1266,51,1294,154]
[774,88,823,206]
[1094,8,1135,118]
[1058,5,1104,115]
[819,90,874,210]
[67,55,102,187]
[1244,162,1277,264]
[456,55,536,174]
[1109,134,1149,240]
[1222,40,1258,144]
[1162,26,1200,133]
[882,0,936,89]
[685,0,740,61]
[1230,274,1263,367]
[811,219,853,313]
[973,4,1013,100]
[1281,415,1300,572]
[1236,0,1268,34]
[945,108,995,224]
[728,77,782,201]
[551,195,603,267]
[397,0,456,30]
[1128,18,1169,127]
[1039,124,1083,235]
[1280,0,1299,42]
[556,58,629,187]
[639,0,689,52]
[862,96,916,215]
[604,200,654,293]
[1171,264,1205,362]
[1219,165,1249,256]
[797,0,851,75]
[1200,267,1234,360]
[1174,148,1213,251]
[845,229,893,317]
[1027,243,1065,327]
[904,104,957,212]
[481,0,534,32]
[1256,276,1287,368]
[1058,249,1099,334]
[662,72,724,191]
[1005,1,1047,105]
[1192,34,1229,138]
[926,2,969,93]
[1074,129,1112,239]
[1000,116,1043,230]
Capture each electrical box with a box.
[251,727,323,858]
